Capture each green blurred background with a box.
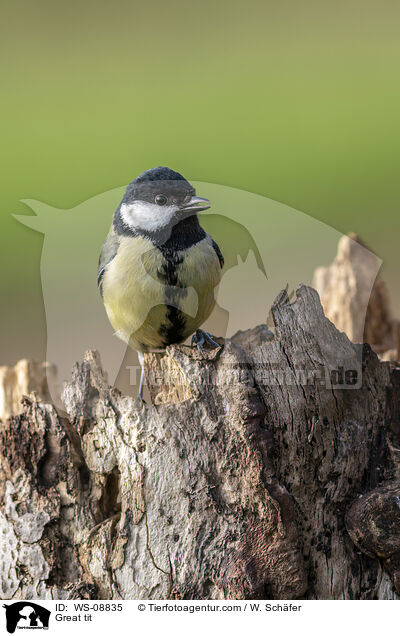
[1,0,399,365]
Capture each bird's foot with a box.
[136,362,146,409]
[191,329,221,353]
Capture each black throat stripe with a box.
[113,209,206,253]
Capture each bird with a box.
[98,166,224,400]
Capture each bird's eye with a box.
[155,194,168,206]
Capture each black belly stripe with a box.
[156,250,182,286]
[158,306,187,346]
[157,249,188,346]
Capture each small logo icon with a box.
[3,603,51,633]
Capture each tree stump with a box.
[312,233,397,358]
[0,285,399,600]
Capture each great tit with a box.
[98,166,224,398]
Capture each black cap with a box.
[124,167,195,203]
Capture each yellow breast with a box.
[102,235,222,351]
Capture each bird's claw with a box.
[191,329,220,353]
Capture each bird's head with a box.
[116,167,210,235]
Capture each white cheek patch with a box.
[120,201,177,233]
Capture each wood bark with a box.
[313,233,399,360]
[0,285,399,600]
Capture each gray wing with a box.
[97,227,120,296]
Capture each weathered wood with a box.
[313,233,395,355]
[0,285,399,600]
[0,360,57,422]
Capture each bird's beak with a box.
[180,196,210,213]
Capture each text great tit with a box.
[98,166,224,397]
